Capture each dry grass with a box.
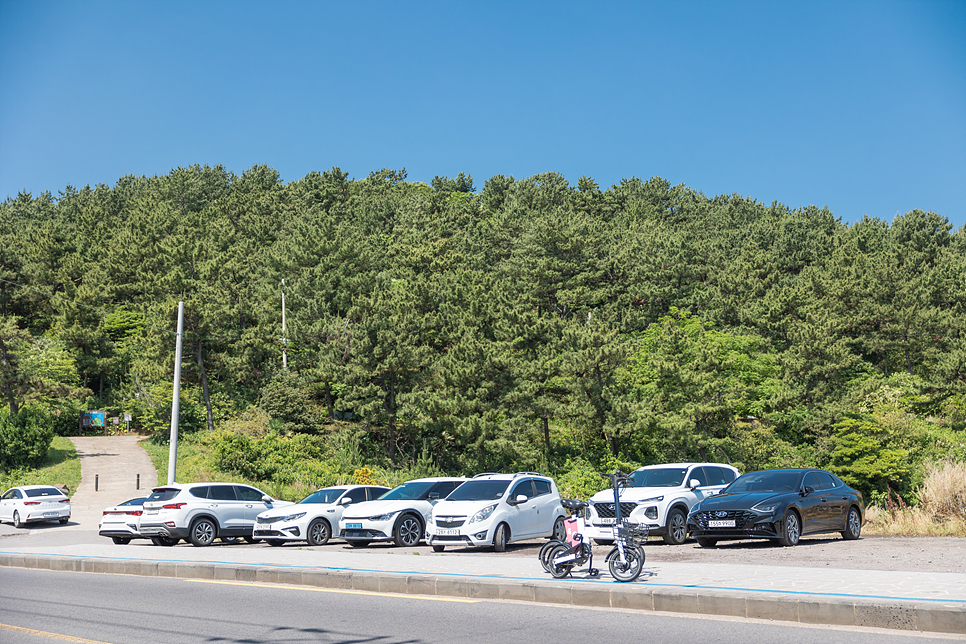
[865,460,966,537]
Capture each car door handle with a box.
[245,504,254,508]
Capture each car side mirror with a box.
[514,495,529,505]
[428,492,440,500]
[262,495,274,503]
[802,485,815,496]
[339,497,352,505]
[689,479,701,490]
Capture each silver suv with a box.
[140,482,291,547]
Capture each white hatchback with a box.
[426,472,568,552]
[584,463,739,545]
[254,485,388,546]
[339,477,466,547]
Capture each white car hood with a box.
[590,486,679,503]
[258,503,327,520]
[432,500,495,517]
[342,499,423,519]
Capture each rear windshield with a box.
[445,480,509,501]
[629,468,688,488]
[25,487,64,498]
[299,488,348,504]
[146,488,180,503]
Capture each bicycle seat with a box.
[561,498,588,511]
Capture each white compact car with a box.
[426,472,568,552]
[585,463,739,545]
[0,485,71,528]
[140,482,291,547]
[254,485,389,546]
[339,477,466,547]
[98,496,147,544]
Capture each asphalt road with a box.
[1,567,960,644]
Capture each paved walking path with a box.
[66,436,158,528]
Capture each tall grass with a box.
[865,460,966,536]
[0,437,82,493]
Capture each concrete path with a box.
[67,436,158,528]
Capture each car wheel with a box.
[696,537,717,548]
[220,536,240,544]
[552,516,566,542]
[348,540,370,548]
[842,506,862,540]
[307,518,331,546]
[59,517,69,525]
[266,539,284,547]
[492,522,509,552]
[778,510,801,547]
[112,537,131,545]
[432,545,445,552]
[244,536,260,544]
[151,536,178,546]
[12,511,22,529]
[189,518,217,547]
[393,514,422,547]
[662,508,688,545]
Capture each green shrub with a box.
[0,408,55,470]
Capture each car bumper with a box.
[426,525,493,547]
[22,509,71,523]
[139,522,190,539]
[253,523,303,541]
[583,522,662,540]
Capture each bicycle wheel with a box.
[548,543,574,579]
[607,545,644,583]
[539,539,563,572]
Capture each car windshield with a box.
[378,481,437,501]
[299,488,348,504]
[629,468,688,488]
[445,480,509,501]
[725,471,803,494]
[24,487,64,497]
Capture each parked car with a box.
[687,468,864,547]
[254,485,389,546]
[0,485,71,528]
[339,477,466,547]
[584,463,739,545]
[426,472,568,552]
[99,496,147,544]
[139,482,292,547]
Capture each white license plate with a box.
[43,511,59,517]
[708,520,735,528]
[346,522,362,529]
[435,528,459,535]
[145,509,159,515]
[597,518,616,525]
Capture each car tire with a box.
[59,517,69,524]
[112,537,131,545]
[552,517,566,542]
[348,540,370,548]
[307,518,331,546]
[492,522,509,552]
[266,539,284,547]
[842,506,862,541]
[393,514,422,547]
[244,536,260,544]
[12,511,22,529]
[662,508,688,545]
[432,545,445,552]
[151,536,178,546]
[777,510,801,547]
[696,537,717,548]
[189,518,217,547]
[220,536,240,544]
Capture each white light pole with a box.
[167,301,184,485]
[281,279,287,370]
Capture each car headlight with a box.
[369,511,399,522]
[468,504,498,524]
[639,495,664,504]
[752,502,780,514]
[275,512,306,523]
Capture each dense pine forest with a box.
[2,164,965,503]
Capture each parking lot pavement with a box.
[1,540,964,635]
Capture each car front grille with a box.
[435,518,466,529]
[256,516,274,524]
[592,502,638,519]
[690,510,760,529]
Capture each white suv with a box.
[426,472,568,552]
[140,482,291,547]
[585,463,739,545]
[254,485,388,546]
[339,477,466,547]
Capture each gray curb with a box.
[1,553,963,635]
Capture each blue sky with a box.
[1,1,964,228]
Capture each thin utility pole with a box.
[167,301,184,485]
[281,279,287,370]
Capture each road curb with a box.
[1,552,963,635]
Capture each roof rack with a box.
[473,472,503,478]
[512,471,543,479]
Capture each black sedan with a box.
[686,468,863,547]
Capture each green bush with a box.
[0,408,55,471]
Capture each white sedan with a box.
[0,485,71,528]
[254,485,389,546]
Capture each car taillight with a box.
[161,503,187,510]
[60,499,70,503]
[24,501,41,506]
[126,510,142,516]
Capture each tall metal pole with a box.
[167,302,184,485]
[281,279,287,370]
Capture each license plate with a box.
[597,518,616,525]
[43,512,59,517]
[346,522,362,529]
[435,528,459,535]
[709,520,735,528]
[145,509,159,515]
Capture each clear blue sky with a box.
[2,1,964,228]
